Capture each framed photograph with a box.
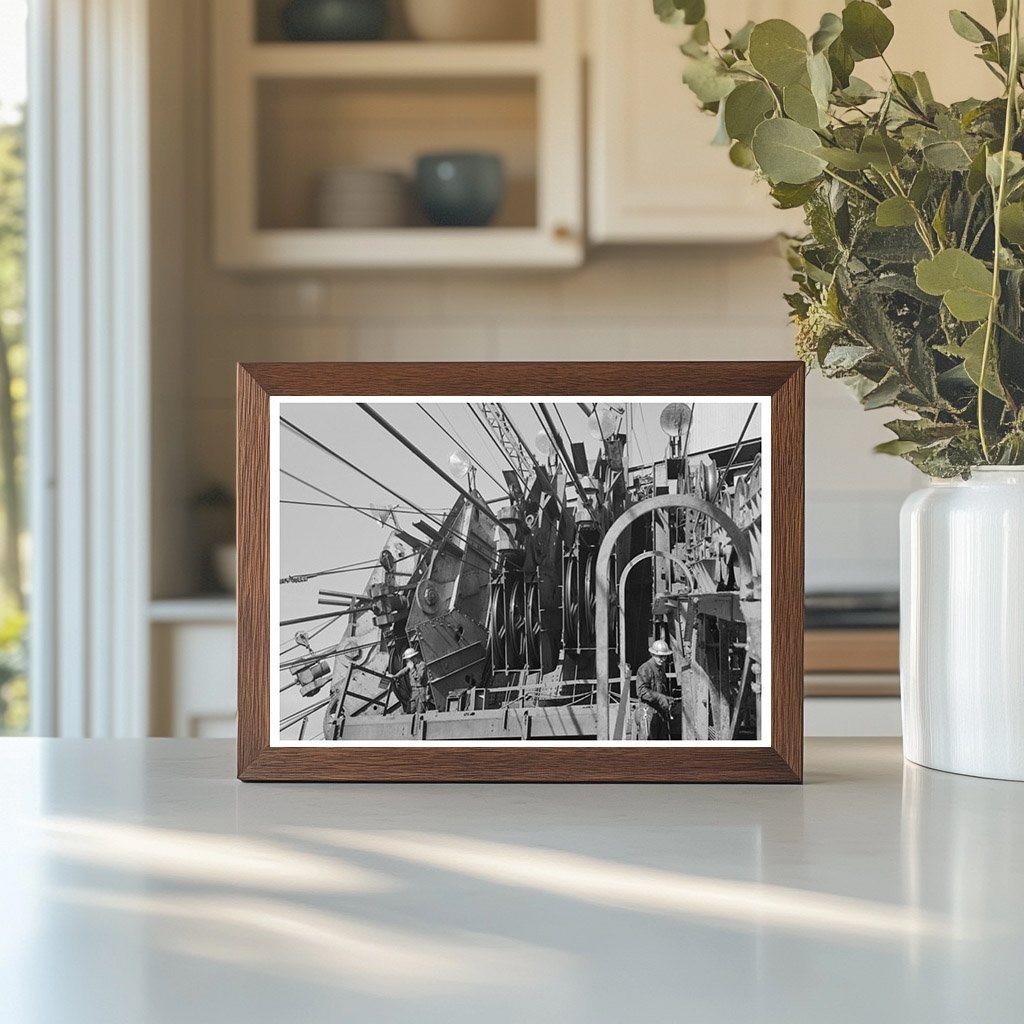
[237,362,803,782]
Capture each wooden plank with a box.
[250,42,544,79]
[805,673,900,697]
[804,629,899,674]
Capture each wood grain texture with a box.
[236,361,805,783]
[804,629,899,674]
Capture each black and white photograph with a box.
[271,397,769,745]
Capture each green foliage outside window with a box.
[0,109,27,733]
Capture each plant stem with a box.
[884,170,939,254]
[822,167,880,205]
[979,0,1021,462]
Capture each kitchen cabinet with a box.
[587,0,999,244]
[150,600,237,737]
[211,0,583,269]
[587,0,813,243]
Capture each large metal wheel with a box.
[581,549,597,649]
[488,583,506,671]
[525,580,542,669]
[505,576,527,669]
[563,553,580,650]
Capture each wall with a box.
[159,0,920,599]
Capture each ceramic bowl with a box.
[281,0,388,42]
[316,168,407,228]
[415,152,504,228]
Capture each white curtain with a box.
[28,0,150,736]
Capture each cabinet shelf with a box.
[212,0,582,269]
[249,42,544,79]
[218,226,579,270]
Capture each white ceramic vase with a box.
[900,467,1024,780]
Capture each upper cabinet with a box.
[586,0,1000,245]
[211,0,584,269]
[587,0,817,244]
[211,0,1006,267]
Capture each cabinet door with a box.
[587,0,997,244]
[587,0,809,243]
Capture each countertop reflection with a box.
[0,738,1019,1023]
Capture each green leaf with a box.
[724,20,755,53]
[748,20,809,86]
[723,81,775,144]
[862,374,903,409]
[810,12,843,54]
[885,418,963,443]
[808,51,833,108]
[860,133,904,173]
[932,190,950,246]
[842,1,895,59]
[751,118,828,184]
[770,180,820,209]
[653,0,705,26]
[837,76,879,104]
[729,140,757,169]
[876,197,918,228]
[909,164,933,205]
[948,10,994,44]
[915,249,994,321]
[967,144,991,193]
[939,325,1005,397]
[923,140,973,171]
[993,0,1008,24]
[1000,203,1024,244]
[913,71,935,104]
[814,146,872,170]
[682,57,736,104]
[828,35,856,88]
[874,439,922,455]
[986,150,1024,191]
[891,72,922,110]
[784,80,824,129]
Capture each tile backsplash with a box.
[180,246,917,594]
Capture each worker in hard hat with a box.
[391,645,432,715]
[635,639,677,740]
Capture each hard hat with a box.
[402,647,418,660]
[649,640,672,658]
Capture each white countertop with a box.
[0,738,1019,1023]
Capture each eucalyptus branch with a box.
[822,167,880,205]
[969,212,994,253]
[978,0,1021,461]
[884,170,939,254]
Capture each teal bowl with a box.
[415,152,505,228]
[281,0,388,42]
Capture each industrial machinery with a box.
[278,401,763,742]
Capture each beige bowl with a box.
[403,0,535,41]
[315,168,408,228]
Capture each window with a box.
[0,0,28,734]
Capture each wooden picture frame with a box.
[237,362,804,782]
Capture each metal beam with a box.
[594,495,754,740]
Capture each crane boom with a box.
[479,403,535,483]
